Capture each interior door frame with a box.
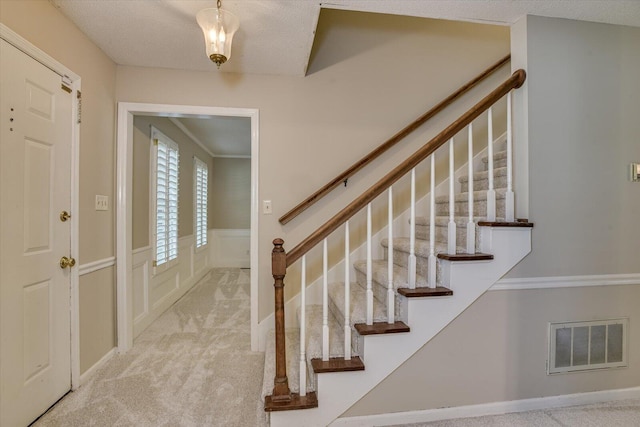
[0,24,82,390]
[116,102,260,352]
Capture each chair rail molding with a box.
[78,256,116,276]
[491,273,640,291]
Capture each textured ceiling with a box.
[51,0,640,77]
[50,1,640,156]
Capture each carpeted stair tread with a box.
[458,166,508,184]
[352,259,428,290]
[262,328,314,401]
[414,216,500,227]
[381,237,465,257]
[481,149,508,163]
[435,188,507,204]
[328,281,392,326]
[300,304,347,361]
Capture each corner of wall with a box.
[510,16,529,220]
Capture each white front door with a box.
[0,39,73,426]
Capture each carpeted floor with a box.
[391,398,640,426]
[31,267,640,427]
[33,268,267,427]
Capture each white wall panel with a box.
[131,235,211,338]
[209,229,250,268]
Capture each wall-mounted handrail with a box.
[278,54,511,225]
[285,69,526,267]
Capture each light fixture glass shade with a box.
[196,7,239,68]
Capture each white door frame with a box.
[116,102,260,352]
[0,24,82,389]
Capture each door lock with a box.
[60,256,76,269]
[60,211,71,222]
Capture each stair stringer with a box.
[269,226,532,427]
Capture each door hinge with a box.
[61,75,72,93]
[76,90,82,124]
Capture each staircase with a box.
[262,69,530,426]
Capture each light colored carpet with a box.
[390,398,640,427]
[33,268,268,427]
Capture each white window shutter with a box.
[194,157,208,248]
[153,128,179,266]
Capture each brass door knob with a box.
[60,211,71,222]
[60,256,76,269]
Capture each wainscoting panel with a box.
[210,229,250,268]
[131,235,211,338]
[132,259,149,323]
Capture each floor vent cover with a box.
[548,318,628,374]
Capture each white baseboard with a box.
[78,347,116,387]
[331,386,640,426]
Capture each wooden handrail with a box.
[286,69,526,267]
[278,54,511,225]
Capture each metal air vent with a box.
[548,318,628,374]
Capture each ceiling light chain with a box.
[196,0,239,69]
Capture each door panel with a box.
[0,39,73,427]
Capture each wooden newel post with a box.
[270,238,292,402]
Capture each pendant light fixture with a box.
[196,0,239,68]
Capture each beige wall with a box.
[211,157,251,229]
[115,11,511,321]
[347,16,640,416]
[345,284,640,416]
[507,16,640,277]
[132,116,215,250]
[79,268,116,374]
[1,0,117,373]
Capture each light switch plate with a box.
[263,200,272,214]
[95,195,108,211]
[631,163,640,182]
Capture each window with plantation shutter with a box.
[194,157,208,248]
[152,127,179,267]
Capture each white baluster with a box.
[506,92,515,222]
[387,187,395,323]
[408,168,417,288]
[486,106,496,221]
[448,138,457,255]
[466,124,476,254]
[322,238,329,361]
[429,154,437,288]
[299,255,307,397]
[344,221,351,360]
[366,203,373,325]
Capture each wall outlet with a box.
[95,195,108,211]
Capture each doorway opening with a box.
[116,103,259,352]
